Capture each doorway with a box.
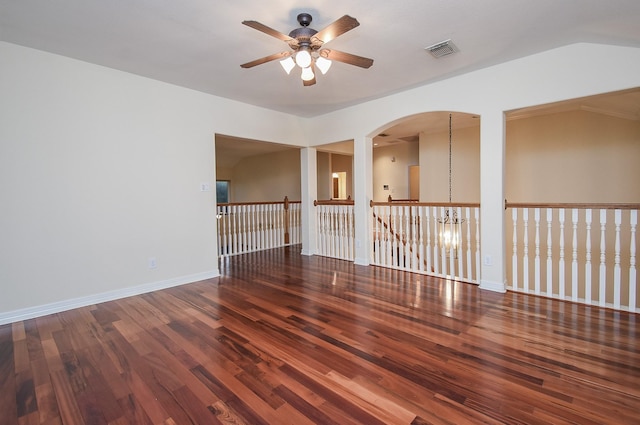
[332,172,347,199]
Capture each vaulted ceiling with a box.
[2,0,639,118]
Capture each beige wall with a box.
[373,142,420,201]
[419,125,481,203]
[506,110,640,203]
[331,154,353,199]
[230,149,301,202]
[390,109,639,205]
[216,165,233,181]
[316,151,332,200]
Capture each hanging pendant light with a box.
[438,113,463,257]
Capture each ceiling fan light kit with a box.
[279,56,295,74]
[241,13,373,86]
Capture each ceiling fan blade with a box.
[321,49,373,69]
[242,20,293,42]
[240,51,290,68]
[312,15,360,45]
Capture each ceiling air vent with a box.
[425,39,458,58]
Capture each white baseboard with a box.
[480,279,507,293]
[354,257,370,266]
[0,270,220,325]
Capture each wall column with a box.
[300,147,317,256]
[479,110,507,292]
[353,135,373,265]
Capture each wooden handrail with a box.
[371,200,480,208]
[505,201,640,210]
[218,196,301,207]
[314,196,354,206]
[387,195,419,203]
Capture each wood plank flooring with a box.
[1,245,639,424]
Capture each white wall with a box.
[0,42,307,322]
[305,42,640,291]
[2,41,640,321]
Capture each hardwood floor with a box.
[2,246,639,424]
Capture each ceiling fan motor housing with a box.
[289,13,318,51]
[297,13,313,27]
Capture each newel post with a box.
[284,196,290,244]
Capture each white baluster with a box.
[546,208,553,297]
[407,205,414,269]
[261,204,267,250]
[559,209,565,299]
[599,209,607,307]
[385,206,393,267]
[341,205,348,259]
[216,206,223,256]
[320,206,327,256]
[245,204,251,252]
[448,208,455,278]
[425,206,432,274]
[418,206,425,273]
[585,209,592,305]
[348,205,355,261]
[440,206,447,276]
[276,204,282,247]
[523,208,529,292]
[335,205,342,258]
[262,204,268,250]
[475,207,480,283]
[473,207,482,282]
[403,205,408,268]
[630,210,637,312]
[465,207,472,281]
[391,206,399,267]
[397,206,405,268]
[330,205,335,257]
[316,206,321,255]
[222,206,229,255]
[511,208,518,291]
[232,204,238,254]
[571,209,579,302]
[373,206,380,264]
[534,208,541,295]
[269,203,275,248]
[264,204,271,249]
[411,205,418,269]
[237,205,243,253]
[323,206,329,257]
[455,206,463,279]
[614,209,622,309]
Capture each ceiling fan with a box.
[241,13,374,86]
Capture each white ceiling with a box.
[2,0,640,118]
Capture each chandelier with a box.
[438,113,463,257]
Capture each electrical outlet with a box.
[483,255,492,266]
[148,257,157,269]
[200,182,211,192]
